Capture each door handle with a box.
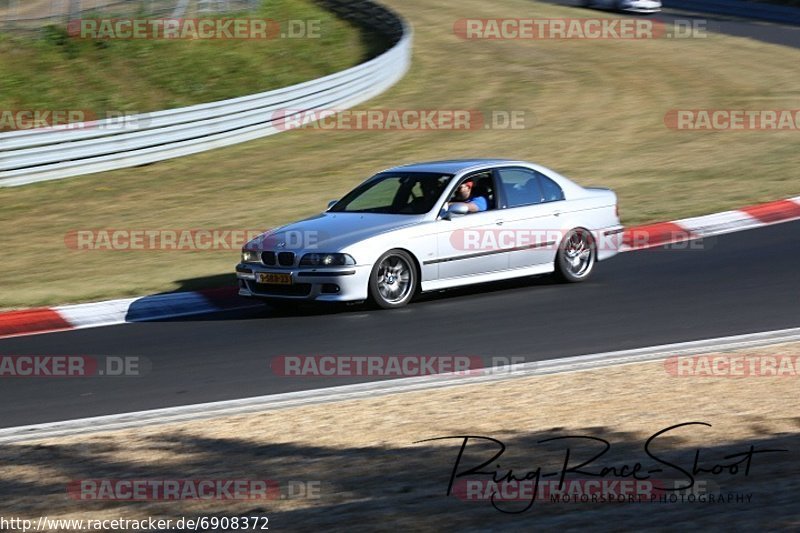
[552,211,561,217]
[495,219,504,226]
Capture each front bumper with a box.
[236,263,372,302]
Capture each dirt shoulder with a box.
[1,342,799,531]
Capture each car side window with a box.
[539,175,565,202]
[497,168,544,208]
[468,171,495,211]
[449,171,495,212]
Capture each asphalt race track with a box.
[1,220,798,428]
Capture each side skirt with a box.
[420,263,555,292]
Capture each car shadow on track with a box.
[148,272,565,323]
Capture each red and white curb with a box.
[622,195,800,251]
[0,287,261,340]
[1,195,799,340]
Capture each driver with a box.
[448,178,488,213]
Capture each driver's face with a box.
[455,182,472,201]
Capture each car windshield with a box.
[329,172,454,214]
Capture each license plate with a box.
[257,272,292,285]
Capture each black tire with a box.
[368,249,418,309]
[554,228,597,283]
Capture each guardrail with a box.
[666,0,800,26]
[0,0,411,187]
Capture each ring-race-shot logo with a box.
[417,423,781,513]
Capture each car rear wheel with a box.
[369,250,417,309]
[555,228,596,282]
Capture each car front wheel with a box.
[555,228,596,282]
[369,250,417,309]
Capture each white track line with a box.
[2,326,799,444]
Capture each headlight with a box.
[300,253,355,266]
[241,250,260,263]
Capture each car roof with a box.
[385,159,526,174]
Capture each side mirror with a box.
[449,203,469,216]
[442,203,469,219]
[327,200,338,210]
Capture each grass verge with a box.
[1,0,799,308]
[0,0,365,113]
[1,341,798,529]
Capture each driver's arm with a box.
[468,196,488,212]
[447,192,486,213]
[446,200,479,212]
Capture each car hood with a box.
[246,212,425,252]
